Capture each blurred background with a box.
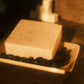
[0,0,84,23]
[0,0,84,42]
[0,0,84,38]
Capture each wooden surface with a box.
[0,13,84,84]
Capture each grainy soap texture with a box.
[5,19,62,59]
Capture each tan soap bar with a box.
[5,19,62,59]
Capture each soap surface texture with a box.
[5,19,62,59]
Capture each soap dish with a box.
[0,42,80,74]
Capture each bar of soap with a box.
[5,19,62,59]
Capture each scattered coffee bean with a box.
[19,57,27,62]
[7,54,14,59]
[0,53,7,58]
[0,47,71,68]
[27,57,34,63]
[12,56,20,61]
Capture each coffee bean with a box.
[0,53,7,58]
[12,56,20,61]
[0,47,71,68]
[27,57,34,63]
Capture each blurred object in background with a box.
[55,0,84,24]
[1,0,84,24]
[30,0,59,23]
[0,0,6,13]
[39,0,59,23]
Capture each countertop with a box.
[0,13,84,84]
